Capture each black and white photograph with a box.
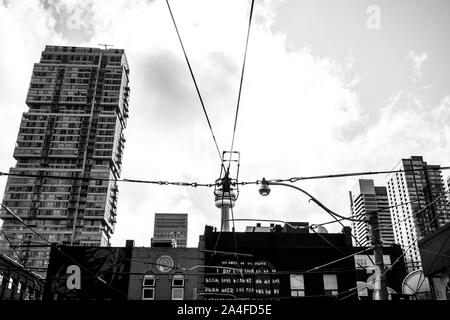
[0,0,448,317]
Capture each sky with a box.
[0,0,449,248]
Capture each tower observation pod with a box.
[214,151,240,232]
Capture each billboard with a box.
[44,246,132,300]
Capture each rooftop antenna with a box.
[98,44,114,50]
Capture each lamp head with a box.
[258,178,271,196]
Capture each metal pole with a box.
[370,211,389,300]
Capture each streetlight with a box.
[258,178,271,196]
[256,177,389,300]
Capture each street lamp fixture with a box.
[258,178,271,196]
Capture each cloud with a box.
[407,50,428,82]
[0,0,65,175]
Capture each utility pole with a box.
[369,210,389,300]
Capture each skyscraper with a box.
[0,45,130,271]
[152,213,188,248]
[349,179,395,247]
[386,156,450,271]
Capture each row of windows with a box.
[290,274,338,297]
[141,274,185,300]
[0,274,42,300]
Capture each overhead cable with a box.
[165,0,226,171]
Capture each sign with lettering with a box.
[204,258,281,299]
[66,265,81,290]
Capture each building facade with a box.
[152,213,188,248]
[44,244,133,300]
[128,246,203,300]
[43,241,203,300]
[202,224,358,300]
[418,222,450,300]
[0,254,45,300]
[386,156,450,272]
[0,45,130,272]
[349,179,395,247]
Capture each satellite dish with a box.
[402,269,431,300]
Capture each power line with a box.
[312,190,449,228]
[2,166,449,189]
[237,166,450,185]
[389,192,449,226]
[305,247,374,273]
[420,248,450,259]
[382,200,450,277]
[0,171,215,188]
[228,0,255,165]
[222,218,370,270]
[0,227,26,268]
[308,226,369,270]
[165,0,226,171]
[0,202,129,299]
[258,182,377,266]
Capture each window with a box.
[143,274,155,287]
[8,277,14,290]
[323,274,338,296]
[17,281,22,294]
[171,274,185,300]
[172,288,184,300]
[0,273,3,286]
[142,288,154,300]
[172,274,184,287]
[290,274,305,297]
[142,274,155,300]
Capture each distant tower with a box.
[152,213,188,248]
[386,156,450,272]
[0,45,130,272]
[214,151,240,232]
[349,179,395,247]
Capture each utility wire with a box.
[0,171,215,188]
[228,0,255,167]
[381,200,450,277]
[305,247,374,273]
[222,218,369,270]
[165,0,226,171]
[313,190,449,228]
[3,166,449,189]
[237,166,450,185]
[309,226,369,270]
[0,202,129,299]
[258,182,377,265]
[389,193,448,226]
[0,227,26,268]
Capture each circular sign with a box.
[157,255,174,273]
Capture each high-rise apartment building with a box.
[386,156,450,272]
[152,213,188,248]
[0,45,130,271]
[349,179,395,247]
